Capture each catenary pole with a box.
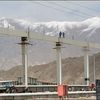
[21,37,28,88]
[83,47,90,85]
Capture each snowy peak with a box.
[82,17,100,31]
[0,17,14,29]
[0,17,33,30]
[0,16,100,29]
[0,17,100,69]
[0,17,100,41]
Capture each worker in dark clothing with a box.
[59,31,62,38]
[62,32,65,38]
[59,31,65,38]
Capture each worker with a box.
[62,32,65,38]
[59,31,65,38]
[59,31,62,38]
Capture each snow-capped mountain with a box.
[1,17,100,41]
[0,17,100,70]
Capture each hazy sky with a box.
[0,1,100,22]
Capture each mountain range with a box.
[0,52,99,85]
[0,17,100,70]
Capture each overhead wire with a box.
[33,2,96,41]
[48,2,96,41]
[48,2,94,17]
[70,2,99,41]
[33,2,92,39]
[67,2,99,13]
[34,2,88,19]
[33,2,71,20]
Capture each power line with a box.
[34,2,72,19]
[34,2,87,19]
[68,2,99,13]
[49,2,94,17]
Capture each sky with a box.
[0,1,100,22]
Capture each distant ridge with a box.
[0,52,99,84]
[0,17,100,69]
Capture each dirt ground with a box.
[0,96,96,100]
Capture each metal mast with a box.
[21,37,29,87]
[55,32,65,85]
[93,55,96,84]
[83,47,90,85]
[56,40,62,85]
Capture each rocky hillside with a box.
[0,52,100,85]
